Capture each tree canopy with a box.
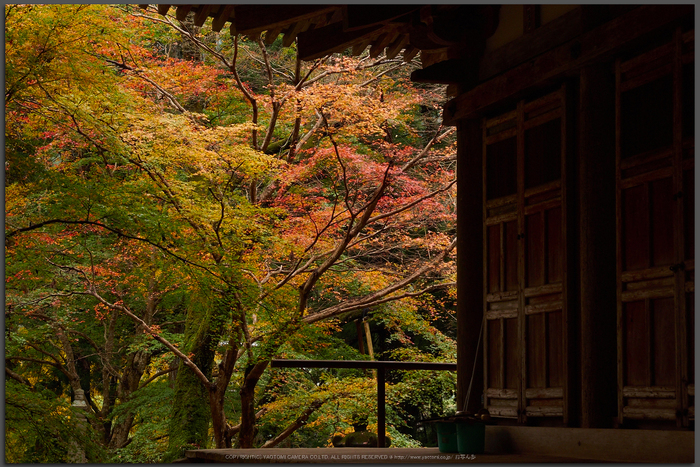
[5,4,458,462]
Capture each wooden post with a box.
[364,319,374,360]
[456,117,484,413]
[377,367,386,447]
[364,319,376,378]
[270,360,456,448]
[355,320,365,355]
[578,63,617,428]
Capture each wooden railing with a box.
[270,359,457,447]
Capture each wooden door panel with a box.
[686,291,694,420]
[527,313,547,388]
[505,221,519,291]
[487,318,503,388]
[622,183,650,271]
[485,315,519,418]
[547,310,564,388]
[682,62,694,140]
[617,30,694,425]
[683,165,694,261]
[687,291,695,385]
[524,118,562,189]
[487,224,501,293]
[624,300,650,387]
[546,207,563,284]
[525,211,545,288]
[649,177,674,268]
[650,297,676,387]
[620,73,673,159]
[525,308,564,416]
[522,160,564,290]
[486,137,517,200]
[504,317,519,389]
[483,88,567,423]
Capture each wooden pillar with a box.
[377,367,386,447]
[355,320,365,355]
[456,118,484,414]
[578,63,617,428]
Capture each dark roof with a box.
[140,4,499,66]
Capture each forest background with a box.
[5,4,459,462]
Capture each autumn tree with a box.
[5,4,458,460]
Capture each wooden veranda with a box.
[179,426,694,463]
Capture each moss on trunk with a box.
[164,289,231,461]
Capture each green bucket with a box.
[455,421,485,454]
[435,422,458,453]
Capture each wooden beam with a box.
[523,5,541,34]
[271,359,456,371]
[402,45,419,63]
[297,22,383,61]
[480,7,630,82]
[193,5,212,28]
[386,34,410,59]
[281,21,306,48]
[411,59,474,85]
[175,5,193,22]
[156,4,170,16]
[351,38,372,57]
[369,32,395,58]
[444,5,693,124]
[343,5,418,32]
[479,8,584,82]
[264,25,284,45]
[232,5,338,35]
[211,5,235,33]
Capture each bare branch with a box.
[303,237,456,324]
[6,356,76,381]
[367,178,456,226]
[137,367,178,390]
[401,126,456,171]
[226,408,268,436]
[85,286,212,388]
[295,109,325,153]
[8,219,224,281]
[261,398,328,448]
[360,63,406,88]
[6,367,32,387]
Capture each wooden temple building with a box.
[147,4,694,462]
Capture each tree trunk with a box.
[165,359,212,461]
[210,341,240,448]
[238,361,269,448]
[109,281,159,449]
[108,350,152,449]
[165,289,231,460]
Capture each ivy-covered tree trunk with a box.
[164,358,212,461]
[164,289,230,461]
